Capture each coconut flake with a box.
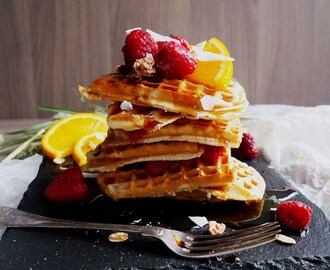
[200,95,215,110]
[188,216,209,227]
[200,95,227,111]
[125,27,142,36]
[146,29,180,44]
[191,41,234,62]
[95,133,106,140]
[195,51,234,62]
[120,100,133,111]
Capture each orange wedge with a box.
[187,37,233,89]
[42,113,107,159]
[73,132,106,166]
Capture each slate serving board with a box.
[0,158,329,269]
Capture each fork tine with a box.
[186,225,281,251]
[180,234,277,258]
[186,221,279,241]
[186,222,281,248]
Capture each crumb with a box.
[53,158,65,165]
[208,221,226,235]
[132,54,156,78]
[108,232,129,242]
[275,234,296,245]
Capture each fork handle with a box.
[0,206,156,235]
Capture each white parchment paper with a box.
[0,154,43,238]
[244,105,330,220]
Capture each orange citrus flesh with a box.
[73,132,106,166]
[187,37,233,89]
[41,113,107,159]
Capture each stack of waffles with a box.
[80,74,266,202]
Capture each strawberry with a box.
[44,167,88,202]
[276,201,313,231]
[232,133,259,160]
[145,161,171,176]
[201,146,224,165]
[155,41,196,79]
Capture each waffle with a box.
[106,117,242,148]
[87,141,206,172]
[107,103,181,131]
[175,159,266,202]
[97,158,235,200]
[79,74,248,121]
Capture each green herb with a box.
[2,129,45,162]
[1,103,106,162]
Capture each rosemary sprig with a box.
[37,105,79,115]
[0,106,72,161]
[0,121,55,152]
[2,129,45,162]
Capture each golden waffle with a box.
[107,103,181,131]
[97,157,235,200]
[175,158,266,203]
[87,141,205,172]
[106,118,242,148]
[79,74,248,121]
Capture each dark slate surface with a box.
[0,158,329,269]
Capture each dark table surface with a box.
[0,158,329,269]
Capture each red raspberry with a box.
[145,161,171,176]
[156,41,166,51]
[170,35,190,50]
[276,201,313,231]
[122,30,158,68]
[44,167,88,202]
[232,133,259,160]
[201,146,224,165]
[155,41,196,79]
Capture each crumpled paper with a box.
[244,105,330,219]
[0,154,43,238]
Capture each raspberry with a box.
[156,41,166,51]
[170,35,190,50]
[155,41,196,79]
[232,133,259,160]
[44,167,88,202]
[201,146,224,165]
[276,201,313,231]
[122,30,158,68]
[145,161,171,176]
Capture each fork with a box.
[0,206,280,259]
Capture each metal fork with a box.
[0,206,280,259]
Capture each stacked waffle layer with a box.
[81,73,265,202]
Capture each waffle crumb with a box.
[208,221,226,235]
